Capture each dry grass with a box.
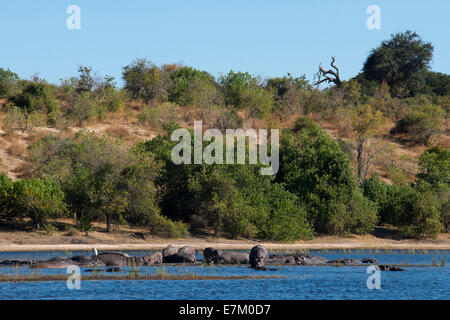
[105,125,130,139]
[0,274,282,283]
[7,141,27,158]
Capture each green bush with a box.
[10,178,67,230]
[391,104,444,144]
[277,125,378,235]
[67,93,101,125]
[240,86,273,119]
[0,68,19,98]
[137,102,179,129]
[168,67,220,107]
[219,71,258,108]
[215,109,243,132]
[122,58,169,102]
[10,80,60,125]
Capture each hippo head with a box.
[203,247,220,263]
[162,245,177,258]
[250,245,268,268]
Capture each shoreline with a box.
[1,239,449,252]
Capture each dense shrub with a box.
[0,68,19,98]
[142,125,313,240]
[219,71,258,108]
[215,109,243,132]
[10,80,60,125]
[122,58,169,102]
[0,174,66,230]
[28,132,166,233]
[277,123,378,235]
[168,67,220,107]
[391,104,444,144]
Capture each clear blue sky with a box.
[1,0,449,86]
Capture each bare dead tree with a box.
[314,57,342,87]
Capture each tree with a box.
[362,31,433,96]
[219,71,258,108]
[76,66,94,93]
[10,80,60,125]
[0,68,19,98]
[29,132,163,233]
[122,58,169,102]
[351,104,385,184]
[390,104,444,144]
[168,66,220,107]
[277,123,378,235]
[11,178,67,230]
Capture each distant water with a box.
[0,250,448,300]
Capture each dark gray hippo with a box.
[164,246,196,263]
[31,259,77,269]
[93,252,131,266]
[178,246,196,256]
[218,251,249,265]
[295,254,328,265]
[0,259,32,267]
[203,247,220,263]
[327,258,362,265]
[144,251,163,265]
[162,245,178,258]
[249,245,268,269]
[163,252,196,263]
[362,258,378,264]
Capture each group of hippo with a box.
[0,245,403,271]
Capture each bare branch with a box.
[314,57,342,87]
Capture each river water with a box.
[0,250,448,300]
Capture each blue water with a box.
[0,250,448,300]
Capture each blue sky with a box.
[0,0,449,86]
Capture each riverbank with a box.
[1,227,449,252]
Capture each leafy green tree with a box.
[11,178,67,230]
[122,58,169,102]
[390,104,444,144]
[168,67,220,107]
[424,71,450,96]
[362,31,433,96]
[10,80,60,125]
[0,68,19,98]
[417,146,450,232]
[219,71,258,108]
[76,66,94,93]
[277,123,378,235]
[417,146,450,186]
[29,132,163,233]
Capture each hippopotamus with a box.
[31,259,77,269]
[93,252,131,266]
[295,254,328,265]
[144,251,163,265]
[219,251,249,265]
[327,258,362,265]
[164,246,196,263]
[0,259,32,267]
[203,248,249,265]
[362,258,378,264]
[379,265,405,271]
[178,246,196,256]
[163,252,196,263]
[203,247,220,263]
[249,245,268,269]
[162,245,178,258]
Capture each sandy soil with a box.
[0,228,449,252]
